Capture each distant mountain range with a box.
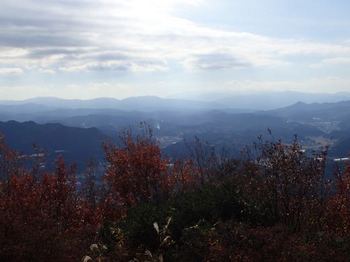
[171,91,350,110]
[2,91,350,112]
[1,94,350,171]
[0,96,232,112]
[268,100,350,122]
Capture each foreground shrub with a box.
[4,131,350,261]
[0,138,100,261]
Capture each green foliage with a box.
[168,180,243,239]
[114,177,242,250]
[121,203,168,250]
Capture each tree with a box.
[103,131,170,220]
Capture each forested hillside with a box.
[1,131,350,261]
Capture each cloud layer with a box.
[0,0,350,98]
[2,0,350,73]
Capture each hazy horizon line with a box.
[2,90,350,102]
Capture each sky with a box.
[0,0,350,99]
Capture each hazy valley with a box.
[1,92,350,172]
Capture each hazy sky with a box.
[1,0,350,99]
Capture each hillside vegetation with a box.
[1,131,350,261]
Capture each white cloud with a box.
[184,53,251,70]
[1,0,350,75]
[0,67,23,75]
[0,82,137,100]
[222,77,350,94]
[0,0,350,99]
[320,57,350,66]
